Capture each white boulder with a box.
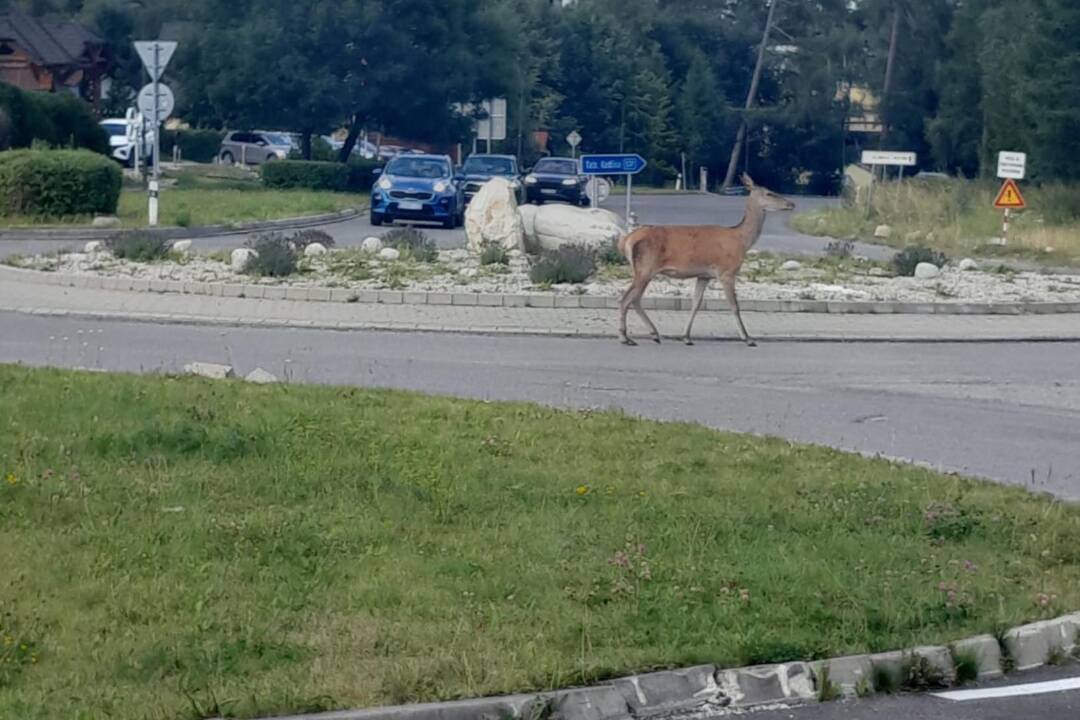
[958,258,979,272]
[531,205,625,254]
[171,239,193,255]
[84,240,106,253]
[231,248,257,273]
[518,204,539,248]
[91,216,121,228]
[303,242,328,257]
[465,177,525,254]
[781,260,803,271]
[361,236,383,254]
[874,224,893,239]
[379,247,401,261]
[914,262,941,279]
[245,367,279,384]
[183,362,235,380]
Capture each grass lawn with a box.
[2,366,1079,719]
[792,179,1080,266]
[0,164,366,230]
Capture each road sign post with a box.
[860,150,917,216]
[993,177,1027,245]
[134,40,177,227]
[580,153,647,223]
[566,130,581,159]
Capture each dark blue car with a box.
[371,153,464,229]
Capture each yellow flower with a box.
[575,485,591,496]
[4,473,17,486]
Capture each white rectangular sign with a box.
[476,98,507,141]
[997,151,1027,180]
[862,150,917,167]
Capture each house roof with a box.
[0,7,103,67]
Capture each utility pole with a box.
[877,1,902,150]
[722,0,779,191]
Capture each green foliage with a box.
[246,233,299,277]
[105,233,172,262]
[0,150,121,217]
[262,160,349,192]
[0,83,107,154]
[952,650,980,685]
[892,246,949,277]
[529,245,597,285]
[381,226,438,262]
[346,158,383,192]
[479,243,510,266]
[597,241,627,266]
[159,129,225,163]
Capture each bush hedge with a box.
[0,83,107,154]
[160,129,225,164]
[0,149,121,217]
[261,160,349,192]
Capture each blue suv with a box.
[371,154,464,229]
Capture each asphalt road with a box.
[742,663,1080,720]
[2,312,1077,499]
[0,193,886,260]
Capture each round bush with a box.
[261,160,349,192]
[0,149,121,217]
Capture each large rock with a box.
[91,215,121,228]
[184,362,234,380]
[465,177,525,254]
[518,204,539,248]
[361,236,383,254]
[379,247,401,261]
[874,224,893,239]
[245,367,279,384]
[171,239,193,255]
[231,248,257,273]
[958,258,979,272]
[914,262,940,279]
[303,242,328,257]
[781,260,802,271]
[531,205,625,254]
[84,240,106,254]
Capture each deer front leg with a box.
[721,274,756,347]
[618,281,641,346]
[683,277,709,346]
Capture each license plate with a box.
[398,200,423,211]
[541,188,557,195]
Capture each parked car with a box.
[460,154,522,203]
[370,153,464,229]
[99,118,153,168]
[322,136,379,159]
[218,131,292,165]
[523,157,589,205]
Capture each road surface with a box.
[2,312,1077,499]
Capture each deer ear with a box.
[741,173,756,188]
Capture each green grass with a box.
[2,366,1080,719]
[0,164,365,229]
[793,179,1080,266]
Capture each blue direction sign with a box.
[580,153,647,175]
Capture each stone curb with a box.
[227,612,1079,720]
[0,206,366,242]
[3,265,1080,316]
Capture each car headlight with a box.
[377,177,393,191]
[524,175,538,184]
[561,178,578,186]
[433,180,450,193]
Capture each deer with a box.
[617,173,795,348]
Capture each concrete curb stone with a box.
[951,635,1004,680]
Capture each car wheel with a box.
[220,151,234,165]
[371,211,385,227]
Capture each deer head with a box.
[742,173,795,212]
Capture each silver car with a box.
[218,131,292,165]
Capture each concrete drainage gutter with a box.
[4,266,1080,316]
[234,613,1079,720]
[0,207,365,242]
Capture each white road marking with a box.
[933,677,1080,702]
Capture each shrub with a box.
[479,242,509,266]
[0,82,107,153]
[261,160,349,192]
[891,245,948,277]
[291,229,336,251]
[0,149,121,217]
[346,157,383,192]
[160,129,225,164]
[825,238,855,258]
[381,226,438,262]
[105,232,172,262]
[246,233,298,277]
[597,240,627,266]
[529,245,597,285]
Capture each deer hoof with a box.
[621,337,638,347]
[745,339,758,348]
[652,336,662,345]
[683,338,695,346]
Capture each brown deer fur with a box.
[617,174,795,347]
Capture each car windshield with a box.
[101,123,127,137]
[534,159,577,175]
[464,157,516,175]
[386,157,450,179]
[263,133,293,147]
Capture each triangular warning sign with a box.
[994,178,1026,209]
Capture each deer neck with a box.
[735,196,767,251]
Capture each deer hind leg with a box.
[682,277,709,346]
[618,275,658,345]
[721,273,756,347]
